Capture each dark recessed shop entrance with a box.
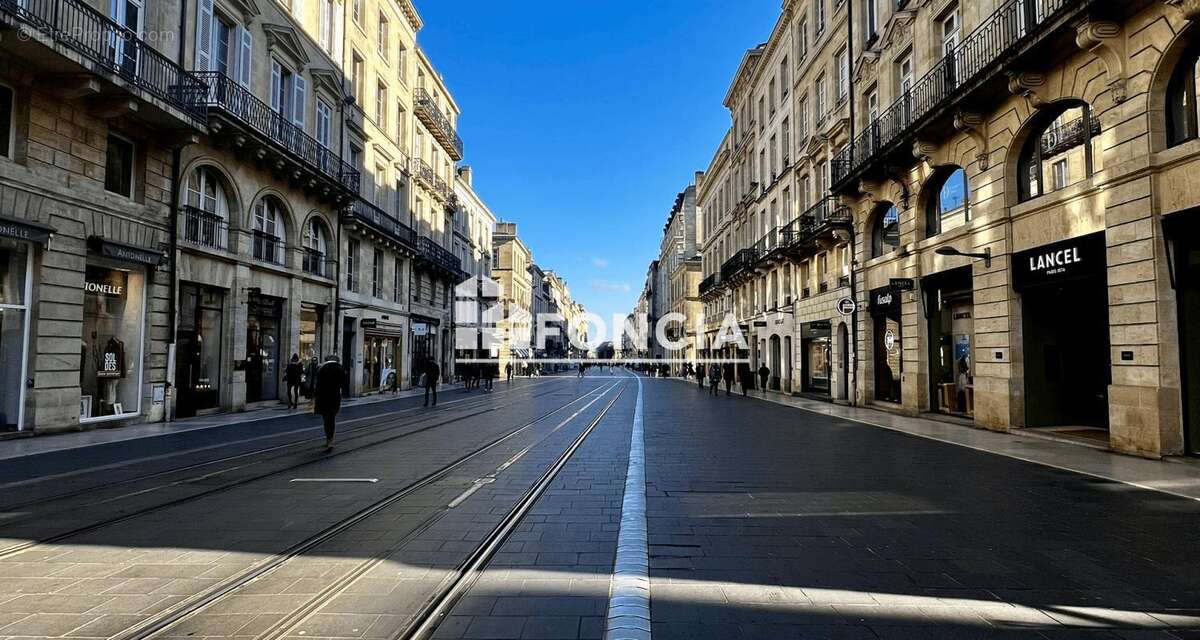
[1015,232,1110,433]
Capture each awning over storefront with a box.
[0,215,55,243]
[87,236,167,267]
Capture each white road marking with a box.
[289,478,379,483]
[606,372,650,640]
[447,478,495,508]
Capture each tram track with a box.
[0,378,562,506]
[0,379,604,559]
[106,380,626,640]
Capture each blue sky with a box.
[415,0,779,328]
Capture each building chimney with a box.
[457,165,473,187]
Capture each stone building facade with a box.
[0,0,207,431]
[696,0,855,398]
[676,0,1200,459]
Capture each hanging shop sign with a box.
[836,297,857,315]
[1013,232,1105,290]
[869,286,901,315]
[889,277,916,292]
[0,215,54,243]
[87,236,167,266]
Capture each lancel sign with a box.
[1013,232,1104,290]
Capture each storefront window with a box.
[927,269,974,417]
[247,294,282,403]
[801,321,831,394]
[81,263,145,420]
[176,284,224,417]
[300,303,324,365]
[0,240,31,430]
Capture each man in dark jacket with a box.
[313,355,345,450]
[424,359,441,407]
[722,361,735,396]
[758,363,770,393]
[738,362,753,397]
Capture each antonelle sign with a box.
[84,281,124,297]
[1013,232,1105,290]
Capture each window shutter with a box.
[269,60,282,112]
[195,0,213,72]
[292,75,307,126]
[237,27,253,88]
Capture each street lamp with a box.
[935,245,991,267]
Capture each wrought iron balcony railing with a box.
[195,72,359,194]
[414,87,464,160]
[412,156,453,203]
[180,206,229,250]
[781,196,852,248]
[832,0,1075,189]
[753,227,783,256]
[344,198,416,248]
[0,0,208,123]
[416,235,463,279]
[301,248,334,279]
[698,273,721,296]
[252,231,284,265]
[720,248,759,282]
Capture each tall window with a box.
[814,74,826,124]
[941,7,961,87]
[302,219,329,276]
[925,167,969,238]
[1017,102,1100,202]
[871,202,900,258]
[347,238,359,291]
[815,0,825,35]
[372,248,383,297]
[185,167,229,248]
[377,13,389,62]
[797,18,808,59]
[351,54,364,105]
[316,99,332,148]
[798,94,808,140]
[351,0,362,25]
[376,81,388,129]
[1167,42,1200,147]
[318,0,334,52]
[836,47,849,102]
[866,0,878,40]
[393,257,403,302]
[780,58,789,98]
[105,134,134,197]
[270,60,305,126]
[781,118,790,163]
[253,198,284,264]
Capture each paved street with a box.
[1,372,1199,639]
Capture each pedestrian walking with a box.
[738,361,753,397]
[505,362,513,383]
[484,362,496,391]
[577,363,586,378]
[758,363,770,393]
[695,362,705,388]
[423,359,440,407]
[723,361,734,396]
[284,353,303,409]
[313,355,345,450]
[708,363,721,396]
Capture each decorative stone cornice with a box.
[262,23,310,69]
[1006,71,1048,110]
[953,111,989,170]
[1075,19,1126,103]
[1166,0,1200,22]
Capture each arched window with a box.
[253,197,285,264]
[1168,41,1200,147]
[1017,102,1101,203]
[183,167,229,249]
[301,218,330,277]
[871,202,900,258]
[925,167,969,238]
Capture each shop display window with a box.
[81,263,145,420]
